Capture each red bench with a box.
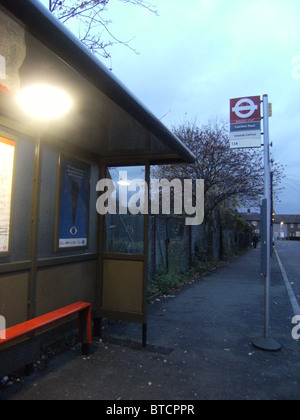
[0,302,92,357]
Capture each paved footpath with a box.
[1,247,299,400]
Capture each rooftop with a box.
[240,212,300,224]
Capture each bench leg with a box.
[81,343,90,357]
[78,306,92,356]
[93,317,102,339]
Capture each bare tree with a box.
[46,0,158,62]
[154,120,284,221]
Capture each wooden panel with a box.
[0,272,29,327]
[36,260,97,316]
[102,259,144,314]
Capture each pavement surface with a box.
[1,245,299,400]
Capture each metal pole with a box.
[270,171,274,258]
[252,95,281,352]
[28,130,43,320]
[263,94,271,339]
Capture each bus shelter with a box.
[0,0,195,372]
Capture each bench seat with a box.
[0,302,92,370]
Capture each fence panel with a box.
[167,217,191,272]
[148,215,252,287]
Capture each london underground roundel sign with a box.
[230,96,261,124]
[232,98,258,119]
[229,96,262,149]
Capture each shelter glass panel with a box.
[105,166,146,255]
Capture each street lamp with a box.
[16,84,72,119]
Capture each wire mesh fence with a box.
[148,215,252,287]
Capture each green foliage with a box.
[148,254,218,297]
[150,270,195,296]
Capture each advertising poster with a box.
[57,156,90,250]
[0,136,15,255]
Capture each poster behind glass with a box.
[57,156,90,250]
[0,136,15,255]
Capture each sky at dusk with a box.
[41,0,300,214]
[105,0,300,215]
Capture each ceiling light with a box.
[17,84,72,119]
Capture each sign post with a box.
[252,95,281,352]
[230,95,281,352]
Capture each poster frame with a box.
[0,131,17,258]
[54,153,91,253]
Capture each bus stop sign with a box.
[229,96,261,149]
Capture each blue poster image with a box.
[58,157,90,249]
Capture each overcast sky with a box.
[100,0,300,215]
[41,0,300,214]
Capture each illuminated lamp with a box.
[17,84,72,119]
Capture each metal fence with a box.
[148,216,191,279]
[148,215,252,283]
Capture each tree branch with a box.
[46,0,157,60]
[154,120,284,221]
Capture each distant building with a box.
[239,211,300,240]
[274,215,300,239]
[239,211,261,235]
